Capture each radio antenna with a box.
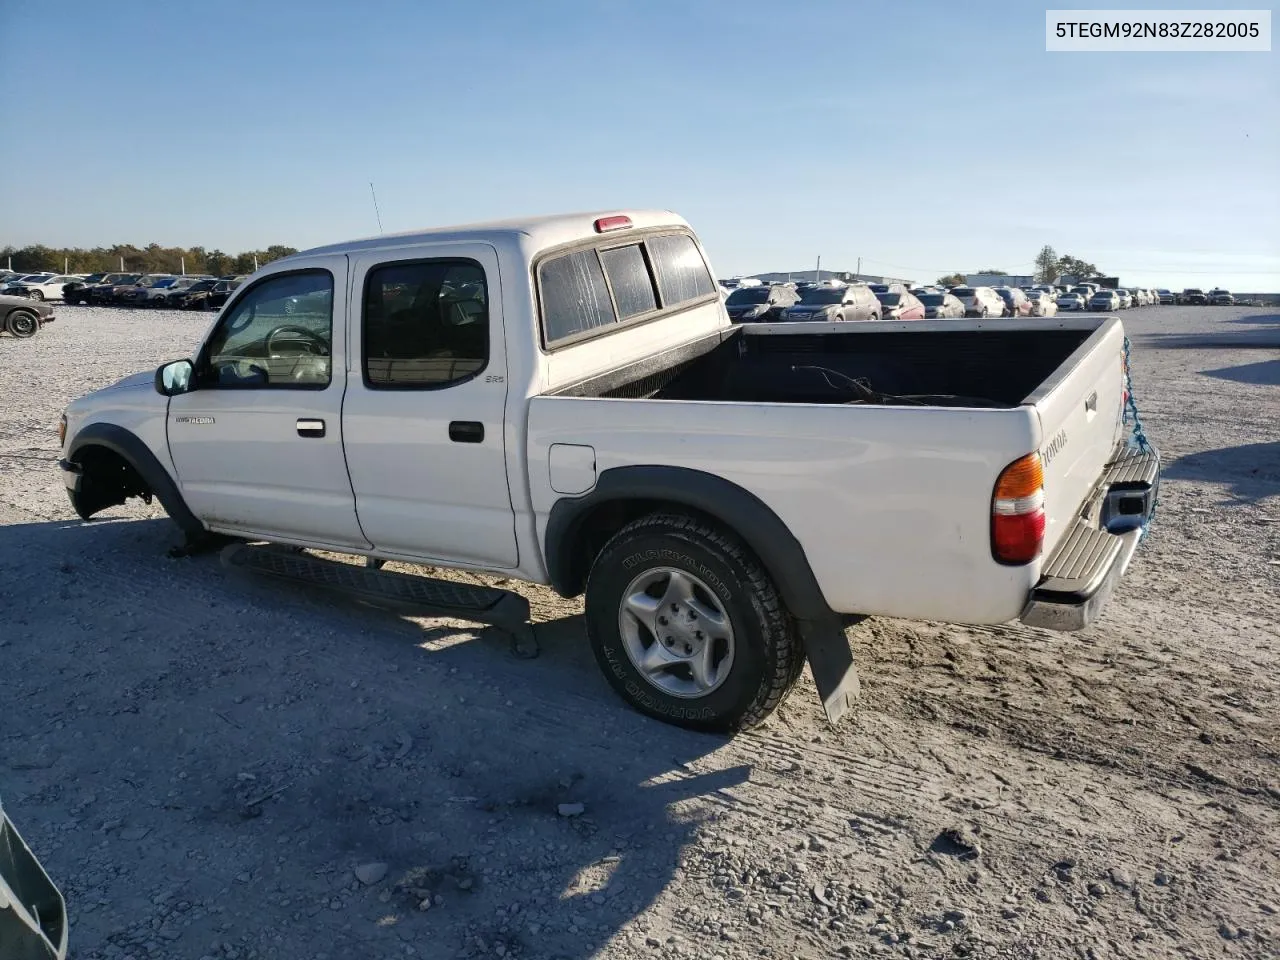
[369,182,384,234]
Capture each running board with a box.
[220,544,538,658]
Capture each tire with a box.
[584,512,804,734]
[6,309,39,338]
[28,289,44,301]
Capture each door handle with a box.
[297,418,326,438]
[449,421,484,443]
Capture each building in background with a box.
[965,273,1036,288]
[752,270,914,287]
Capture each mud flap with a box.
[798,615,861,726]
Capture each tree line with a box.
[0,242,300,277]
[935,247,1102,288]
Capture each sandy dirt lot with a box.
[1,304,1276,960]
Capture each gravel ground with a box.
[1,304,1277,960]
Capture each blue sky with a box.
[1,0,1276,290]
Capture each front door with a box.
[342,243,518,568]
[166,256,370,548]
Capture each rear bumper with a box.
[1020,441,1160,631]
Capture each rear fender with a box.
[546,465,860,725]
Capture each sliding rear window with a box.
[538,231,716,349]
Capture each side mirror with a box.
[155,359,194,396]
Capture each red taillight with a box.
[992,510,1047,565]
[992,453,1045,565]
[594,215,633,233]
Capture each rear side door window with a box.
[362,259,489,389]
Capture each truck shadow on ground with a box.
[1200,357,1280,387]
[1131,329,1280,350]
[1163,441,1280,504]
[0,514,749,960]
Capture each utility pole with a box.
[119,255,124,271]
[181,257,186,276]
[856,257,861,281]
[65,257,69,273]
[253,254,259,272]
[815,256,821,282]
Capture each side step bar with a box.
[220,544,538,658]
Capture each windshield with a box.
[799,288,845,304]
[918,294,945,305]
[117,275,143,284]
[152,278,177,287]
[875,293,901,306]
[950,288,974,297]
[726,288,770,305]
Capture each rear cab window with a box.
[537,230,716,349]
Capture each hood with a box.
[0,293,51,311]
[102,370,156,393]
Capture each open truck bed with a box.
[531,316,1140,626]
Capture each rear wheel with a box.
[6,310,39,338]
[584,512,804,733]
[28,289,44,301]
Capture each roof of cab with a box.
[289,209,690,261]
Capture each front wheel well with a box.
[69,444,153,517]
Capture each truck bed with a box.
[551,322,1096,408]
[530,317,1128,625]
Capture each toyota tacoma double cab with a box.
[58,210,1159,732]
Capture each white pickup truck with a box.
[59,210,1159,732]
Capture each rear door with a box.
[165,256,369,548]
[1029,319,1127,557]
[343,244,518,568]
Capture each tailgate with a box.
[1028,317,1127,558]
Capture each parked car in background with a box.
[868,282,907,296]
[1025,291,1058,316]
[1157,289,1176,304]
[106,274,173,305]
[950,286,1004,318]
[1056,292,1087,312]
[1181,288,1208,305]
[1089,289,1121,311]
[117,276,181,306]
[1115,290,1133,309]
[875,290,925,321]
[61,273,112,304]
[145,276,209,306]
[1208,288,1235,305]
[1072,284,1099,301]
[0,293,56,338]
[178,276,245,310]
[782,283,881,322]
[724,284,799,322]
[1,273,54,295]
[164,278,217,308]
[917,291,965,319]
[10,274,85,301]
[995,287,1031,317]
[86,273,145,304]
